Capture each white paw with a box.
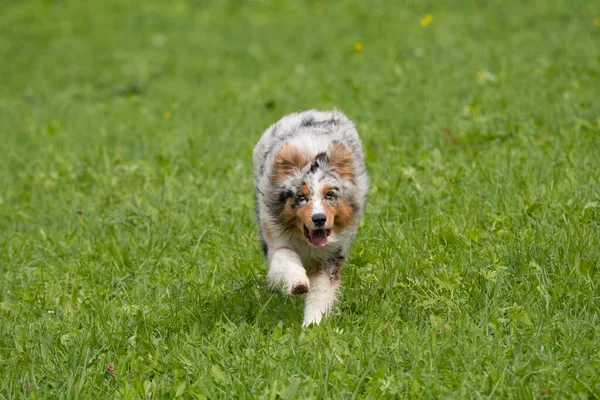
[302,309,324,327]
[290,279,310,295]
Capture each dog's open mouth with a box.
[304,226,331,248]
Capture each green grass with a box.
[1,0,600,398]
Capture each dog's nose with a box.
[312,213,327,227]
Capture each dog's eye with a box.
[297,194,308,203]
[325,191,336,200]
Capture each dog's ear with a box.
[327,141,355,180]
[273,144,307,181]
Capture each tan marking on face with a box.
[327,142,355,181]
[332,198,357,233]
[273,144,307,181]
[300,185,310,198]
[322,202,336,230]
[280,200,299,234]
[279,187,313,236]
[296,202,313,231]
[321,184,332,198]
[295,185,313,230]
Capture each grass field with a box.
[1,0,600,398]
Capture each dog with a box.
[252,109,368,326]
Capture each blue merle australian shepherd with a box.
[253,110,368,326]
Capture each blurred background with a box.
[1,0,600,397]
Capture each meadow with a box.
[1,0,600,398]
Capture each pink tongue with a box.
[309,230,328,247]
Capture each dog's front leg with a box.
[302,271,341,326]
[268,248,310,295]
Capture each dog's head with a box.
[270,141,359,248]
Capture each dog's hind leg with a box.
[302,270,341,326]
[268,248,310,295]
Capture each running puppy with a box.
[253,110,368,326]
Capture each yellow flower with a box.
[164,111,172,119]
[594,17,600,27]
[354,41,363,51]
[421,14,433,27]
[476,71,485,79]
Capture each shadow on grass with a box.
[183,275,305,335]
[150,255,376,337]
